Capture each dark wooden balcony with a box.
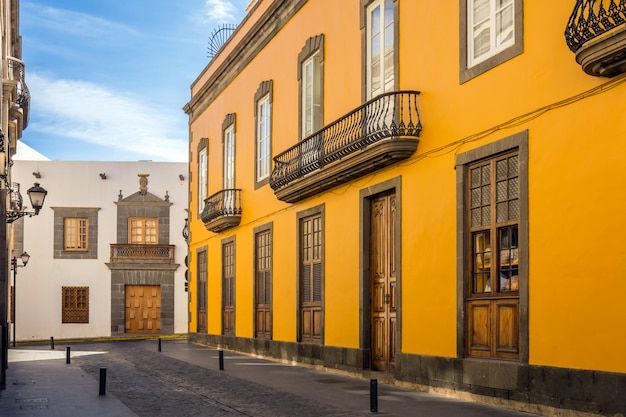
[6,56,30,128]
[201,189,242,233]
[270,91,422,203]
[110,244,175,263]
[565,0,626,77]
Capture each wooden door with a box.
[125,285,161,334]
[255,230,271,338]
[197,250,208,333]
[370,192,396,372]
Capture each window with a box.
[129,217,158,244]
[456,131,528,361]
[223,124,235,190]
[62,286,89,323]
[365,0,395,99]
[298,35,324,140]
[254,224,272,339]
[53,207,99,259]
[198,144,208,215]
[197,249,208,333]
[460,0,523,82]
[64,218,88,251]
[255,80,272,187]
[298,206,324,343]
[222,238,235,335]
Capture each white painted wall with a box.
[10,160,189,341]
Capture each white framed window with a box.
[257,95,271,181]
[302,53,321,138]
[224,124,235,190]
[366,0,394,99]
[468,0,515,67]
[198,147,207,214]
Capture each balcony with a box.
[201,189,242,233]
[110,244,175,264]
[565,0,626,77]
[270,91,422,203]
[5,56,30,128]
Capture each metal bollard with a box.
[219,350,224,371]
[66,346,70,364]
[158,338,162,352]
[370,379,378,413]
[50,337,54,350]
[99,368,106,395]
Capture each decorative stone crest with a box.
[138,174,149,195]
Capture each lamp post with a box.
[11,252,29,348]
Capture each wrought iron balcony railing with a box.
[6,57,30,128]
[270,91,422,203]
[110,244,175,263]
[565,0,626,76]
[201,188,242,233]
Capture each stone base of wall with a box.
[188,333,625,416]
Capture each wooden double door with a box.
[126,285,161,334]
[370,191,397,372]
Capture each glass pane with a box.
[482,206,491,225]
[481,165,490,185]
[481,185,490,205]
[509,199,519,220]
[496,201,507,222]
[473,24,490,59]
[496,159,507,180]
[509,177,519,199]
[471,188,481,208]
[508,155,519,176]
[471,208,481,227]
[371,5,380,35]
[498,226,519,292]
[472,231,491,293]
[496,4,514,46]
[471,167,481,187]
[473,0,490,22]
[496,180,507,202]
[384,0,393,25]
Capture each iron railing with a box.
[201,189,242,224]
[6,57,30,128]
[270,91,422,191]
[110,244,175,263]
[207,24,237,59]
[565,0,626,52]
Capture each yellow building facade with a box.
[184,1,626,414]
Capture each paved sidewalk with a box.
[0,340,541,416]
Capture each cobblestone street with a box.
[1,340,542,417]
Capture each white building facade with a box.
[9,159,188,342]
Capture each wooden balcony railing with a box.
[565,0,626,76]
[270,91,422,203]
[201,188,242,233]
[110,244,175,263]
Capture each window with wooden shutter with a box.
[300,212,323,343]
[222,240,235,335]
[62,286,89,323]
[255,227,272,339]
[466,151,520,359]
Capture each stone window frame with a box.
[360,0,399,101]
[459,0,524,83]
[53,207,99,259]
[297,34,324,140]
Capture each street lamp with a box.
[11,252,29,348]
[6,182,48,223]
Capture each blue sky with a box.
[19,0,251,162]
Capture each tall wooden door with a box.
[125,285,161,334]
[370,192,396,372]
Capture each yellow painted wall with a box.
[187,0,626,374]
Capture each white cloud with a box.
[203,0,239,23]
[22,2,139,40]
[27,73,188,162]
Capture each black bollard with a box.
[219,350,224,371]
[158,338,162,352]
[99,368,106,395]
[50,337,54,350]
[66,346,70,364]
[370,379,378,413]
